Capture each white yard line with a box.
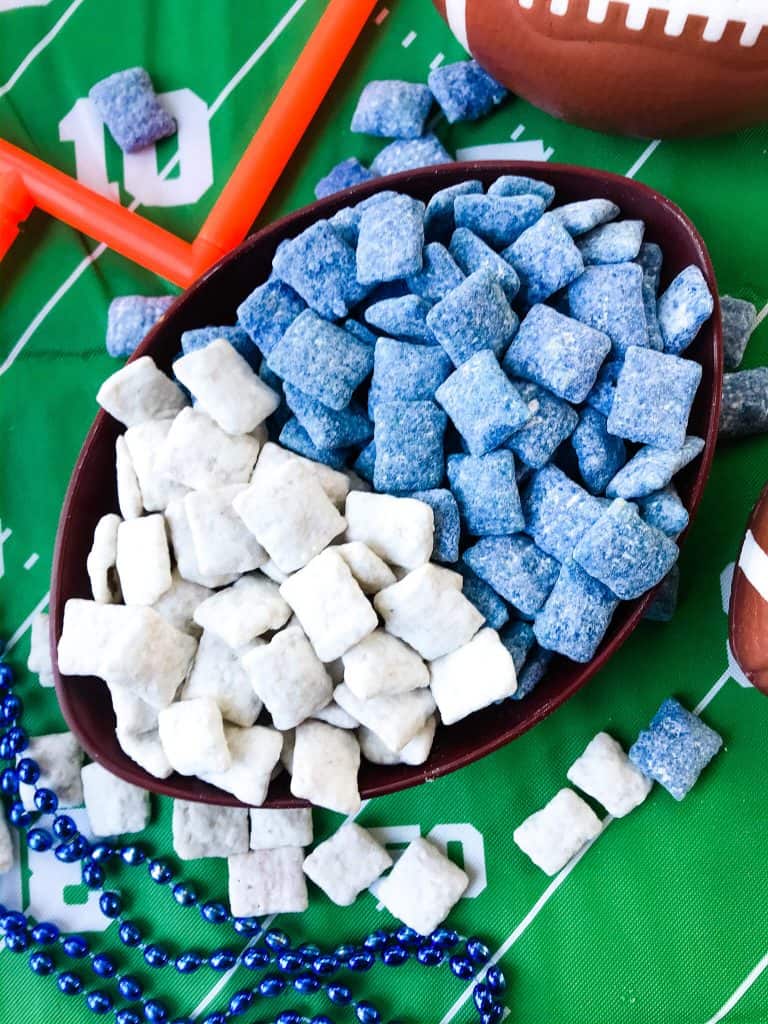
[23,553,39,571]
[4,591,48,653]
[401,30,417,47]
[625,139,662,179]
[430,52,445,70]
[693,669,730,715]
[704,950,768,1024]
[0,0,85,98]
[755,300,768,329]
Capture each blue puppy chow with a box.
[568,263,649,356]
[464,536,559,617]
[424,180,483,243]
[435,350,530,456]
[364,296,435,344]
[629,697,722,801]
[488,175,555,207]
[533,560,619,664]
[427,59,507,123]
[406,243,464,302]
[278,418,349,471]
[237,279,305,357]
[373,400,446,492]
[571,407,627,495]
[499,620,536,675]
[370,134,453,177]
[505,381,579,470]
[344,319,378,346]
[606,436,705,500]
[351,80,433,139]
[105,295,175,357]
[512,647,553,700]
[370,338,452,411]
[449,228,520,302]
[503,304,611,404]
[502,213,584,305]
[329,190,400,246]
[409,488,460,563]
[636,242,664,351]
[457,565,509,630]
[521,464,605,562]
[354,440,376,483]
[719,368,768,439]
[268,310,373,411]
[447,451,524,536]
[181,325,259,370]
[553,199,619,237]
[454,194,546,251]
[89,67,175,154]
[273,220,367,319]
[585,359,623,417]
[644,564,680,623]
[577,220,644,265]
[356,195,425,286]
[315,158,374,199]
[427,267,518,367]
[283,385,372,449]
[657,265,714,356]
[636,486,689,538]
[721,295,758,370]
[259,359,284,393]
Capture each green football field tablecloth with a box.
[1,2,768,1021]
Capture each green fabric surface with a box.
[1,2,767,1022]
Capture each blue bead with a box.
[347,950,374,972]
[395,926,420,948]
[175,952,202,975]
[143,999,169,1023]
[327,983,353,1005]
[276,1013,301,1024]
[55,840,84,864]
[209,948,237,971]
[0,736,15,760]
[473,983,495,1014]
[86,991,113,1015]
[5,930,29,952]
[1,694,23,724]
[90,843,116,862]
[335,943,356,961]
[26,827,53,852]
[241,947,270,971]
[148,860,173,884]
[263,928,290,951]
[480,1005,504,1024]
[228,990,254,1016]
[355,1002,381,1024]
[92,954,116,978]
[311,1017,334,1024]
[298,943,321,964]
[119,922,142,947]
[82,860,105,889]
[118,975,143,1000]
[63,935,90,958]
[29,952,55,975]
[232,917,260,936]
[363,930,388,951]
[33,787,58,813]
[430,927,459,949]
[417,944,444,967]
[172,884,197,907]
[9,802,35,828]
[57,971,83,995]
[0,663,13,686]
[200,901,228,924]
[311,954,338,976]
[0,767,19,794]
[143,945,169,968]
[31,921,59,944]
[293,974,320,994]
[16,756,38,784]
[278,951,303,973]
[381,945,408,967]
[466,937,491,964]
[485,965,507,995]
[52,814,78,839]
[121,845,146,866]
[3,726,28,755]
[449,955,474,980]
[99,892,122,918]
[116,1011,142,1024]
[201,1015,226,1024]
[258,975,286,997]
[169,1020,194,1024]
[0,909,26,932]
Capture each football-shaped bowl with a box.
[51,161,722,807]
[433,0,768,138]
[729,484,768,695]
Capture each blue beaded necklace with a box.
[0,650,507,1024]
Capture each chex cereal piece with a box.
[344,318,378,347]
[345,491,434,569]
[304,822,392,906]
[161,408,261,490]
[335,542,396,594]
[27,611,54,687]
[273,220,366,319]
[567,732,652,817]
[374,564,483,660]
[291,721,361,814]
[513,647,553,701]
[353,441,376,483]
[313,700,358,729]
[449,227,520,302]
[342,630,429,700]
[278,418,348,471]
[608,346,702,450]
[644,564,680,622]
[373,400,447,492]
[335,684,435,753]
[172,801,249,860]
[242,626,333,730]
[553,199,619,236]
[568,263,649,356]
[458,565,509,630]
[359,715,437,766]
[408,489,459,563]
[577,220,644,265]
[180,324,258,369]
[585,358,622,417]
[108,681,158,736]
[106,295,174,357]
[606,436,705,500]
[447,451,524,536]
[117,728,172,779]
[464,535,559,615]
[116,514,172,605]
[124,420,189,513]
[364,295,435,344]
[721,295,758,370]
[431,627,517,724]
[229,848,307,916]
[719,368,768,439]
[194,574,291,648]
[428,58,506,121]
[315,157,374,199]
[181,630,262,727]
[237,279,305,358]
[185,486,267,578]
[115,435,143,519]
[406,242,464,302]
[369,338,452,412]
[534,560,619,662]
[89,66,174,153]
[370,134,452,177]
[283,386,371,450]
[636,241,665,351]
[513,788,602,876]
[424,180,483,243]
[502,213,584,304]
[201,724,283,805]
[19,733,83,811]
[251,808,313,850]
[0,814,13,874]
[636,486,689,538]
[454,194,546,250]
[86,513,122,604]
[505,381,579,469]
[499,620,536,674]
[377,837,468,935]
[427,267,518,366]
[81,763,150,837]
[351,79,433,138]
[629,698,722,800]
[97,356,187,428]
[522,465,605,562]
[165,499,238,589]
[571,407,627,495]
[658,265,714,355]
[488,175,555,205]
[158,698,230,776]
[504,304,611,404]
[357,195,426,285]
[327,191,400,246]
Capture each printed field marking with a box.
[430,52,445,70]
[625,139,662,179]
[705,949,768,1024]
[755,300,768,329]
[374,6,389,24]
[511,124,525,140]
[23,553,39,571]
[0,521,11,579]
[402,29,417,47]
[5,591,49,653]
[0,0,85,98]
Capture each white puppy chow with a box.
[160,407,261,490]
[513,788,603,876]
[27,611,54,687]
[0,814,13,874]
[430,628,517,725]
[151,571,212,637]
[108,682,159,736]
[194,574,291,649]
[345,492,434,569]
[174,339,280,435]
[158,698,231,777]
[115,435,143,519]
[228,848,308,916]
[377,837,469,936]
[201,725,283,806]
[234,460,346,574]
[117,728,173,779]
[164,499,238,589]
[19,733,83,811]
[242,626,332,731]
[335,684,435,753]
[81,762,150,837]
[280,550,377,662]
[124,420,189,513]
[116,514,172,605]
[374,565,484,661]
[312,701,358,730]
[182,630,263,727]
[334,542,396,595]
[325,658,344,684]
[97,356,187,427]
[250,807,313,850]
[172,800,249,860]
[260,558,289,584]
[185,486,267,577]
[358,715,436,767]
[257,442,350,509]
[566,732,652,817]
[303,823,392,907]
[290,721,361,815]
[342,630,429,700]
[87,513,122,604]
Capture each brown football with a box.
[432,0,768,138]
[729,484,768,697]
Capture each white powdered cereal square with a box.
[430,628,517,725]
[124,420,189,512]
[335,684,435,752]
[193,574,291,649]
[185,486,267,577]
[241,626,332,730]
[342,630,429,700]
[261,558,288,583]
[116,434,143,519]
[182,630,262,727]
[291,721,361,815]
[97,356,187,427]
[116,514,172,605]
[257,442,350,509]
[334,542,396,594]
[87,513,122,603]
[250,807,313,850]
[81,762,150,836]
[358,716,436,766]
[27,611,54,687]
[567,732,652,817]
[160,407,261,490]
[377,837,468,935]
[164,499,238,589]
[312,701,358,729]
[228,848,308,916]
[513,788,603,876]
[345,492,434,569]
[117,728,173,779]
[19,733,83,811]
[280,549,377,662]
[108,682,159,735]
[303,822,392,906]
[201,725,283,805]
[158,698,231,776]
[151,570,212,637]
[172,800,249,859]
[0,814,13,873]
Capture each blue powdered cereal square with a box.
[237,279,305,357]
[370,338,452,411]
[364,295,435,343]
[505,381,579,469]
[351,80,433,139]
[463,535,559,616]
[512,647,553,700]
[279,417,349,470]
[370,135,453,177]
[268,310,373,410]
[424,180,483,243]
[427,267,518,366]
[721,295,758,370]
[181,325,259,370]
[636,486,689,538]
[568,263,649,356]
[502,213,584,305]
[273,220,368,319]
[499,620,536,674]
[503,304,611,403]
[606,436,704,499]
[356,195,425,285]
[571,407,627,495]
[628,698,722,800]
[283,384,373,449]
[577,220,644,265]
[406,243,465,302]
[608,346,702,450]
[488,175,555,206]
[354,440,376,483]
[644,564,680,622]
[435,350,530,455]
[344,319,378,346]
[573,498,678,600]
[457,565,510,630]
[427,59,507,123]
[657,265,714,356]
[315,158,374,199]
[718,368,768,439]
[373,400,447,492]
[553,199,619,236]
[585,359,623,417]
[449,227,520,301]
[533,560,619,663]
[409,488,460,563]
[447,451,524,535]
[259,359,284,393]
[105,295,175,357]
[521,464,605,562]
[89,67,175,153]
[329,190,399,247]
[636,242,664,351]
[454,194,546,250]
